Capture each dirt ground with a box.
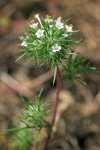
[0,0,100,150]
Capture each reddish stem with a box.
[44,66,61,150]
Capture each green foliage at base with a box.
[11,129,33,150]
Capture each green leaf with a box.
[1,127,27,135]
[16,52,28,62]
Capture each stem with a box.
[43,66,61,150]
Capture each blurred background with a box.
[0,0,100,150]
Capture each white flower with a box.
[21,41,27,47]
[49,25,53,28]
[26,35,29,39]
[55,17,64,29]
[44,18,53,22]
[55,22,64,29]
[35,29,44,38]
[55,17,62,22]
[62,33,68,37]
[30,22,38,29]
[19,36,24,40]
[52,44,61,53]
[35,14,39,18]
[65,25,73,32]
[34,14,43,27]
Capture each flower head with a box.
[55,17,64,29]
[62,33,68,37]
[44,18,53,23]
[65,25,73,32]
[55,17,62,22]
[21,41,27,47]
[49,25,53,28]
[35,14,39,17]
[19,14,79,66]
[55,22,64,29]
[34,14,43,27]
[35,29,44,38]
[52,44,61,53]
[30,22,38,29]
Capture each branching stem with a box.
[44,66,61,150]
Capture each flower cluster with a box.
[20,14,80,66]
